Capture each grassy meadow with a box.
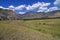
[0,19,60,40]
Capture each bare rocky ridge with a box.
[0,8,20,20]
[19,10,60,19]
[0,8,60,20]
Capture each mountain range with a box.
[19,10,60,19]
[0,8,60,20]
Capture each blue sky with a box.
[0,0,60,14]
[0,0,54,6]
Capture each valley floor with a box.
[0,19,60,40]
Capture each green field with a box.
[0,19,60,40]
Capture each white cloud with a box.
[37,7,47,12]
[1,2,60,14]
[0,6,9,10]
[15,5,26,10]
[9,5,15,8]
[8,5,15,11]
[0,5,26,11]
[0,2,51,12]
[26,5,33,10]
[46,7,59,12]
[54,0,60,5]
[3,8,9,10]
[26,2,50,10]
[0,6,3,8]
[19,12,26,14]
[8,5,26,11]
[37,6,59,12]
[39,7,47,10]
[26,2,42,10]
[41,2,50,7]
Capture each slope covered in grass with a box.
[24,19,60,37]
[0,19,60,40]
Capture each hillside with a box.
[0,8,20,20]
[19,10,60,19]
[0,8,60,20]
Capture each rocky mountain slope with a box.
[19,10,60,19]
[0,8,20,20]
[0,8,60,20]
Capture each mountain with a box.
[0,8,60,20]
[19,10,60,19]
[19,12,45,19]
[0,8,20,20]
[46,10,60,18]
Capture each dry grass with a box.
[0,19,60,40]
